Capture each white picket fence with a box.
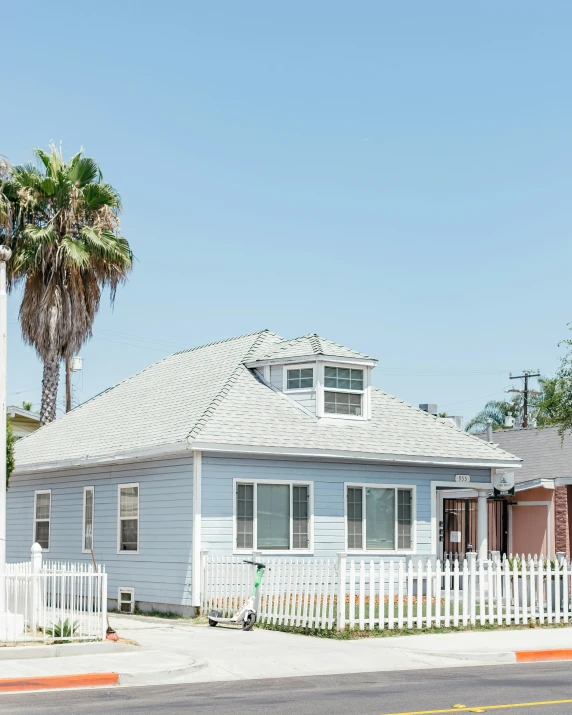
[2,547,107,643]
[202,553,572,631]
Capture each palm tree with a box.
[4,144,133,425]
[465,399,516,433]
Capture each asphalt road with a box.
[1,662,572,714]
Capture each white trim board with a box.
[191,452,202,607]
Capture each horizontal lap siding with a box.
[202,455,491,558]
[6,455,194,606]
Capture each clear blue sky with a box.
[2,1,571,422]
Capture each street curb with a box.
[0,672,119,693]
[515,649,572,662]
[0,641,138,661]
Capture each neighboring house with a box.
[476,426,572,559]
[7,406,40,439]
[6,331,520,614]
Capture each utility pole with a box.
[508,370,540,428]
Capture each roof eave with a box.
[13,440,192,475]
[245,355,378,368]
[188,440,522,469]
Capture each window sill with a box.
[234,550,314,556]
[346,550,416,556]
[117,550,140,555]
[320,414,368,422]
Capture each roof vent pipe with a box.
[486,417,493,443]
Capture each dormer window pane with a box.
[325,391,362,416]
[324,366,363,390]
[287,368,313,390]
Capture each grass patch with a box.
[257,620,572,639]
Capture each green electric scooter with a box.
[208,560,266,631]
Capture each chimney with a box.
[486,417,493,443]
[419,403,438,416]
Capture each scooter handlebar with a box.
[243,559,266,569]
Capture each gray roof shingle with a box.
[479,426,572,483]
[254,334,375,362]
[14,330,520,470]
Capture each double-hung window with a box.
[236,481,311,551]
[83,487,94,553]
[34,490,51,550]
[346,485,413,551]
[118,484,139,553]
[324,366,364,416]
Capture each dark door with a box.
[442,497,508,559]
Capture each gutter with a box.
[13,440,522,476]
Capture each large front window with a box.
[347,485,413,551]
[236,482,311,551]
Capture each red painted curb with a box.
[516,649,572,663]
[0,672,119,693]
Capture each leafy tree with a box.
[534,331,572,438]
[22,400,32,411]
[3,145,133,424]
[6,418,15,489]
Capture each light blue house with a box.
[6,330,520,614]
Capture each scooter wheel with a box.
[242,612,256,631]
[208,609,222,626]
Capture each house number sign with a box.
[455,474,471,483]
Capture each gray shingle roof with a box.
[479,426,572,483]
[254,334,375,362]
[15,330,520,470]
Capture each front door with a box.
[442,497,508,559]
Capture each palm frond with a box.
[68,156,101,187]
[81,183,121,210]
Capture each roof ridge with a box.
[31,330,273,437]
[172,329,271,356]
[186,330,273,442]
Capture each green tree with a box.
[6,418,15,489]
[3,145,133,424]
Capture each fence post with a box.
[200,549,209,614]
[336,552,347,631]
[30,543,42,630]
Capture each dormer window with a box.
[323,366,364,416]
[286,367,314,390]
[324,367,363,391]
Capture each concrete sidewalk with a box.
[0,615,571,689]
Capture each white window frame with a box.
[233,478,314,555]
[82,486,95,554]
[317,362,371,421]
[33,489,51,552]
[118,587,135,614]
[117,483,140,555]
[344,482,416,554]
[283,363,316,392]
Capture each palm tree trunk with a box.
[40,355,60,425]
